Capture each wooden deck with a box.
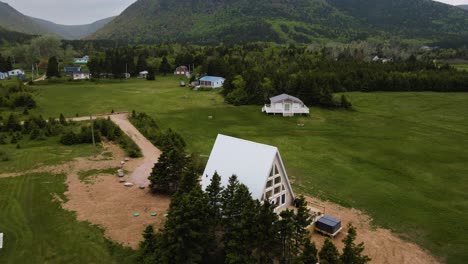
[262,104,310,116]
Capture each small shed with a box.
[315,215,342,237]
[139,71,148,78]
[199,76,225,88]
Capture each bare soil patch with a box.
[305,196,440,264]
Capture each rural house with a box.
[174,65,190,77]
[73,71,90,80]
[202,134,295,213]
[262,94,310,116]
[8,69,24,76]
[199,76,225,88]
[64,66,81,76]
[73,55,89,64]
[0,72,7,80]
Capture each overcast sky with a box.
[2,0,468,25]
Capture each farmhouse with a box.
[262,94,310,116]
[174,66,190,77]
[74,55,89,64]
[64,66,81,76]
[73,71,90,80]
[202,134,295,213]
[199,76,225,88]
[0,72,7,80]
[8,69,24,76]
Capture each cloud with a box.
[2,0,137,25]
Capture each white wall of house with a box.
[8,69,24,76]
[73,73,90,80]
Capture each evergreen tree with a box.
[146,67,155,81]
[46,56,60,78]
[254,200,280,264]
[293,196,313,250]
[136,54,148,73]
[206,171,224,224]
[159,56,172,75]
[278,209,296,264]
[59,113,67,125]
[319,239,340,264]
[340,224,371,264]
[301,239,318,264]
[157,187,211,264]
[138,225,159,264]
[148,146,187,193]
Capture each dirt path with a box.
[69,112,161,187]
[305,196,440,264]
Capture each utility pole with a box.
[90,115,96,147]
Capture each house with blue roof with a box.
[199,76,225,88]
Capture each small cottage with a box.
[8,69,24,76]
[73,71,90,80]
[199,76,225,88]
[202,134,295,213]
[0,72,8,80]
[262,94,310,116]
[174,66,190,77]
[64,66,81,76]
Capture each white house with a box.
[74,55,89,64]
[199,76,225,88]
[72,71,90,80]
[8,69,24,76]
[262,94,310,116]
[202,134,295,213]
[0,72,8,80]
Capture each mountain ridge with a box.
[0,1,114,39]
[89,0,468,45]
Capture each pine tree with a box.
[46,56,60,78]
[302,239,318,264]
[206,171,224,224]
[319,239,340,264]
[59,113,67,125]
[148,147,187,193]
[254,200,280,264]
[158,187,211,264]
[293,196,313,250]
[340,224,371,264]
[159,56,172,76]
[138,225,159,264]
[146,67,155,81]
[278,209,296,264]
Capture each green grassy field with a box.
[0,173,137,264]
[7,77,468,263]
[453,64,468,71]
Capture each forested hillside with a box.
[0,26,35,46]
[458,5,468,11]
[89,0,468,45]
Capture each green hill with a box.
[0,25,35,45]
[88,0,468,44]
[458,5,468,11]
[0,1,114,39]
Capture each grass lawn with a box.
[28,77,468,263]
[0,135,99,173]
[453,64,468,71]
[0,173,136,264]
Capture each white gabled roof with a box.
[270,94,304,104]
[202,134,278,200]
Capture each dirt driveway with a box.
[70,113,161,187]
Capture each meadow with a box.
[0,173,136,264]
[1,77,467,263]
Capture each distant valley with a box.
[0,1,114,39]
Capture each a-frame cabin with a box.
[202,134,295,213]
